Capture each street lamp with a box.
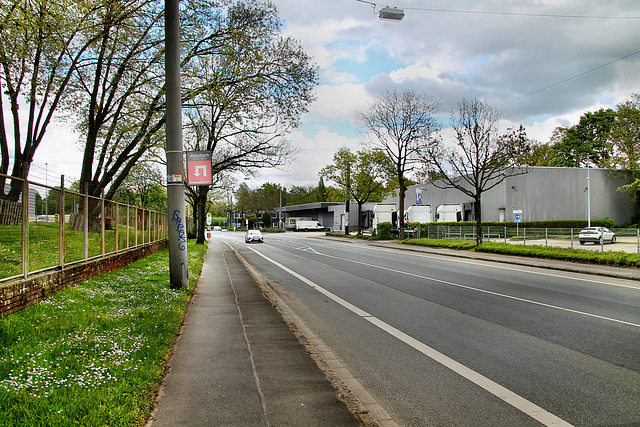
[378,6,405,21]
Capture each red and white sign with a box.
[186,151,212,186]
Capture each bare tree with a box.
[423,99,530,245]
[357,89,440,239]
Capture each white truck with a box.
[295,220,328,231]
[372,204,397,231]
[435,204,463,222]
[406,205,432,224]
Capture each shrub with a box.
[375,222,394,240]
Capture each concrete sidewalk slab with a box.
[146,240,360,426]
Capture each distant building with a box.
[382,167,637,225]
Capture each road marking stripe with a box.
[308,246,640,328]
[360,244,640,290]
[247,246,573,427]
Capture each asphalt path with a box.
[212,231,640,426]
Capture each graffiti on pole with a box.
[172,209,187,250]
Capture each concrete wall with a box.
[385,167,637,225]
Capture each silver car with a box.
[578,227,616,245]
[245,230,264,243]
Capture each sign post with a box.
[513,209,522,236]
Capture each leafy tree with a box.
[0,0,106,205]
[520,141,555,166]
[320,147,393,233]
[422,99,530,245]
[286,185,319,206]
[551,109,616,167]
[611,94,640,214]
[115,162,166,211]
[357,89,440,239]
[182,1,318,243]
[316,176,327,202]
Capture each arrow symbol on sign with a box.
[194,165,208,177]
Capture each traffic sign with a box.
[514,213,522,223]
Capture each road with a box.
[211,231,640,426]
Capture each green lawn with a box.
[0,223,161,280]
[0,241,207,426]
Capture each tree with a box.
[182,1,318,243]
[611,94,640,217]
[357,89,440,239]
[115,162,166,211]
[551,109,616,168]
[0,0,107,207]
[320,147,393,234]
[423,99,530,245]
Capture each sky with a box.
[28,0,640,191]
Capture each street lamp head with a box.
[378,6,405,21]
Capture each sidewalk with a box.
[146,240,361,426]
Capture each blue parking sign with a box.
[514,213,521,223]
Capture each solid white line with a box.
[305,245,640,328]
[362,244,640,290]
[246,246,573,427]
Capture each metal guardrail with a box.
[0,172,191,282]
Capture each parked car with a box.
[213,226,222,231]
[578,227,616,245]
[245,229,264,243]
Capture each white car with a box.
[213,226,222,231]
[578,227,616,245]
[245,230,264,243]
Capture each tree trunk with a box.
[195,186,209,244]
[398,178,406,240]
[475,193,482,246]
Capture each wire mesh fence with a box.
[414,224,640,254]
[0,173,176,282]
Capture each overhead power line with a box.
[498,49,640,107]
[355,0,640,19]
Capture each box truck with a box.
[435,204,463,222]
[406,205,432,224]
[372,204,397,231]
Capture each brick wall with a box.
[0,240,168,317]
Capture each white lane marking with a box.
[295,245,640,329]
[360,244,640,290]
[246,246,573,427]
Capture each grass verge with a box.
[0,240,208,426]
[403,238,640,268]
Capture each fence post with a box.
[21,178,29,278]
[545,228,548,249]
[571,228,574,250]
[84,183,89,261]
[59,175,65,268]
[523,228,526,245]
[101,191,105,256]
[115,198,119,252]
[504,226,507,244]
[134,205,138,246]
[126,200,130,249]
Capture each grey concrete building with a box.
[383,167,637,225]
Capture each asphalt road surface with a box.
[212,231,640,426]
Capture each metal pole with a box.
[165,0,188,289]
[587,165,591,227]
